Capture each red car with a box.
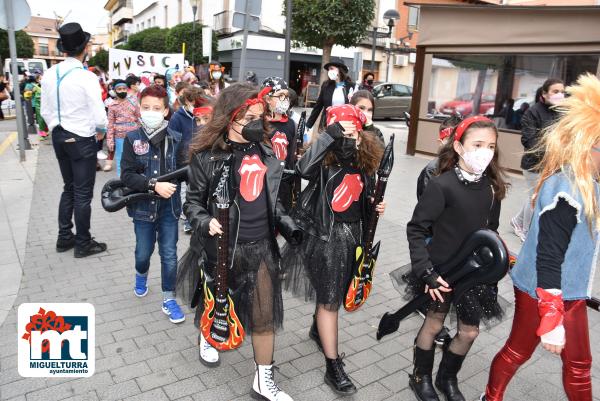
[439,93,496,116]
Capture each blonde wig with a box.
[533,73,600,229]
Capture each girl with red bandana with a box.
[283,104,385,395]
[176,83,301,401]
[394,116,508,401]
[481,74,600,401]
[261,76,297,212]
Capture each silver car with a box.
[372,83,413,119]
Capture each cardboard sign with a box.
[108,48,184,79]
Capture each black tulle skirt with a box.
[389,262,505,327]
[282,221,361,311]
[176,237,284,335]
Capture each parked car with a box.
[372,83,412,119]
[439,92,495,116]
[484,97,534,117]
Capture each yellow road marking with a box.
[0,132,17,155]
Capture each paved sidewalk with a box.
[0,120,38,328]
[0,123,599,401]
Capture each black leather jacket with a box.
[292,132,375,242]
[184,142,300,266]
[520,101,558,171]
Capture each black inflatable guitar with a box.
[200,165,245,351]
[344,134,395,312]
[377,229,510,340]
[292,111,306,207]
[101,167,188,212]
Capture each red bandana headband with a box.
[326,104,367,131]
[439,127,453,141]
[453,115,493,142]
[230,87,271,123]
[193,106,213,117]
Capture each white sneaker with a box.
[510,217,527,242]
[198,334,219,367]
[252,362,293,401]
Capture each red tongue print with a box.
[332,173,363,212]
[270,131,289,161]
[238,154,268,202]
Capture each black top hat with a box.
[57,23,91,54]
[323,58,348,73]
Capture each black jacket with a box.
[306,79,355,129]
[292,132,375,242]
[416,158,439,201]
[184,142,300,266]
[520,101,558,171]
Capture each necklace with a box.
[454,164,483,185]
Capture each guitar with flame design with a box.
[344,134,395,312]
[200,165,246,351]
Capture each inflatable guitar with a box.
[292,111,306,207]
[344,134,395,312]
[101,167,188,212]
[377,229,510,340]
[200,165,245,351]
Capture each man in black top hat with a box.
[306,57,356,132]
[41,23,109,258]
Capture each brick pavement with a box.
[0,125,599,401]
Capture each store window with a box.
[426,53,600,130]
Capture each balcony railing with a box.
[113,6,133,26]
[213,10,234,35]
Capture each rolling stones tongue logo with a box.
[332,173,363,212]
[238,154,268,202]
[271,131,289,161]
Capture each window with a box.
[393,84,411,97]
[152,16,156,27]
[426,53,600,128]
[178,0,182,24]
[408,6,419,32]
[38,43,49,56]
[141,21,145,30]
[164,6,168,27]
[147,18,151,27]
[136,23,139,31]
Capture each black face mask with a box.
[334,137,357,161]
[116,91,128,99]
[241,119,264,143]
[366,79,374,85]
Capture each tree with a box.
[88,48,109,71]
[166,22,217,66]
[0,29,35,63]
[124,27,169,53]
[285,0,375,81]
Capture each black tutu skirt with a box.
[389,262,505,327]
[176,237,284,335]
[282,221,361,311]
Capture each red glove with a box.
[535,287,565,338]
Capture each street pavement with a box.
[0,117,599,401]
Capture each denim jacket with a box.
[511,170,600,300]
[122,127,183,222]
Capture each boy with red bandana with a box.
[176,83,301,401]
[283,104,385,395]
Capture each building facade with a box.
[105,0,134,47]
[22,16,66,67]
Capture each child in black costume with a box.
[284,104,385,395]
[394,116,509,401]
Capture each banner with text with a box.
[108,48,184,79]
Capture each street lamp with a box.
[189,0,199,68]
[368,9,400,77]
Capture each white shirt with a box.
[332,84,346,106]
[41,58,107,137]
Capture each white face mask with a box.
[459,145,494,175]
[548,92,564,105]
[212,71,222,80]
[327,69,339,81]
[140,110,165,129]
[273,98,290,115]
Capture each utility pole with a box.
[237,0,251,82]
[283,0,292,82]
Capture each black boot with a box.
[324,355,357,395]
[435,349,466,401]
[409,346,440,401]
[309,314,323,351]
